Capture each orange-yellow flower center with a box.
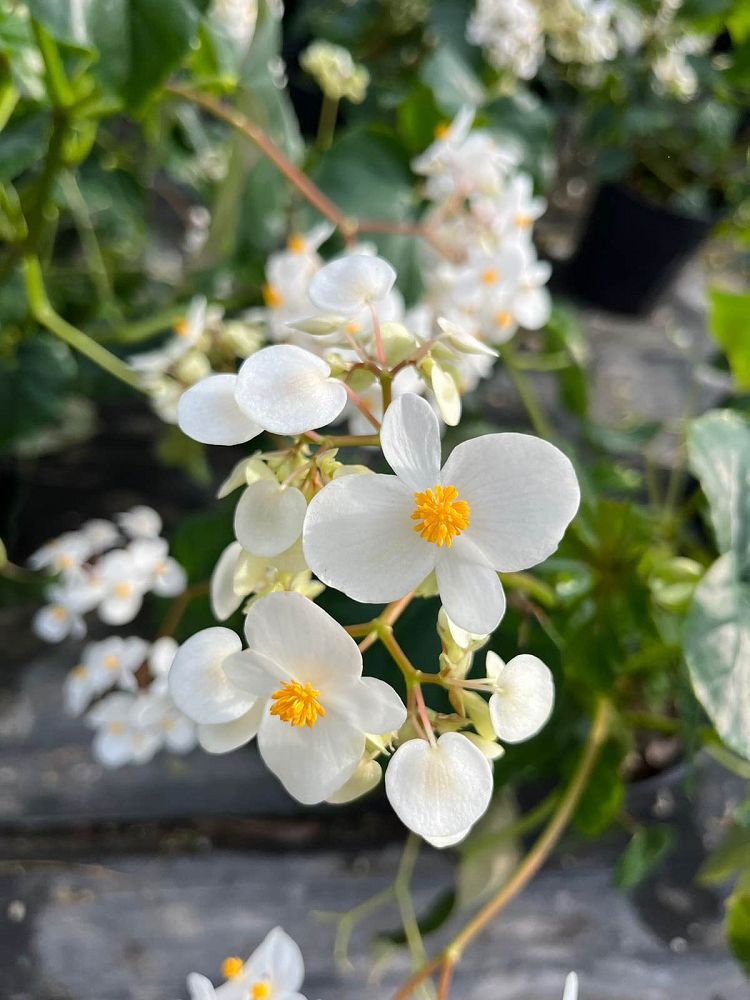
[104,654,120,671]
[411,484,470,547]
[434,121,450,139]
[481,268,498,285]
[51,605,67,621]
[251,982,272,1000]
[494,311,513,329]
[221,955,244,979]
[114,582,132,599]
[262,282,283,308]
[270,680,325,728]
[287,233,306,254]
[174,318,190,337]
[515,214,532,228]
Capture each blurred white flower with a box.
[186,926,307,1000]
[467,0,545,79]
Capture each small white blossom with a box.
[485,650,555,742]
[304,393,580,634]
[186,926,307,1000]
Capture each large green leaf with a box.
[87,0,203,108]
[687,410,750,572]
[708,289,750,390]
[614,825,673,889]
[685,552,750,760]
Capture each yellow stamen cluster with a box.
[481,268,498,285]
[287,233,306,254]
[515,214,532,228]
[251,983,272,1000]
[411,484,470,547]
[114,582,132,599]
[221,956,244,979]
[174,318,189,337]
[495,311,512,329]
[104,654,120,671]
[51,605,67,621]
[270,680,325,728]
[434,121,450,139]
[262,282,283,309]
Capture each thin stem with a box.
[31,19,74,108]
[166,83,348,231]
[59,172,120,317]
[370,304,386,366]
[458,790,559,859]
[316,94,339,151]
[377,623,420,685]
[380,371,393,414]
[23,255,143,391]
[394,834,430,986]
[157,581,210,638]
[413,684,436,746]
[392,697,611,1000]
[344,383,381,430]
[500,342,552,440]
[314,885,395,973]
[302,431,380,448]
[436,961,453,1000]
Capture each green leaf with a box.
[708,289,750,390]
[727,890,750,974]
[27,0,95,47]
[574,740,625,837]
[699,824,750,885]
[311,128,422,302]
[614,825,673,889]
[685,552,750,761]
[687,410,750,570]
[0,334,76,451]
[88,0,202,108]
[419,44,484,115]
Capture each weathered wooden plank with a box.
[1,848,745,1000]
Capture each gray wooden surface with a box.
[2,847,746,1000]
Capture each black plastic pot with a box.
[563,182,717,315]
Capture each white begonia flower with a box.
[64,636,148,716]
[129,296,207,380]
[485,650,555,743]
[467,0,545,80]
[127,537,187,597]
[436,317,498,358]
[385,732,493,843]
[28,531,91,574]
[513,257,553,332]
[117,505,162,539]
[95,550,150,625]
[174,592,406,802]
[492,172,547,245]
[304,393,580,634]
[308,254,396,316]
[86,692,161,768]
[32,585,88,643]
[178,373,263,446]
[134,686,198,755]
[234,344,348,436]
[234,482,307,558]
[187,926,307,1000]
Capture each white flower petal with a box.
[308,254,396,314]
[423,828,472,849]
[247,926,305,994]
[303,474,435,603]
[234,481,307,557]
[235,344,347,434]
[151,557,187,597]
[488,652,554,743]
[177,374,262,445]
[326,677,406,734]
[186,972,217,1000]
[385,732,493,838]
[563,972,579,1000]
[243,592,362,687]
[515,286,551,329]
[326,757,382,804]
[222,649,289,697]
[168,627,255,724]
[197,700,265,753]
[441,433,580,572]
[210,541,244,621]
[430,364,461,427]
[436,550,506,634]
[380,393,442,491]
[258,710,364,804]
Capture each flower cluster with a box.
[300,40,370,104]
[30,505,186,641]
[171,248,580,845]
[29,507,195,768]
[467,0,618,79]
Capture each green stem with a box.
[501,342,553,439]
[31,19,74,108]
[394,833,431,992]
[103,304,188,344]
[500,571,557,608]
[23,255,143,391]
[316,94,339,151]
[458,791,559,859]
[59,172,120,317]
